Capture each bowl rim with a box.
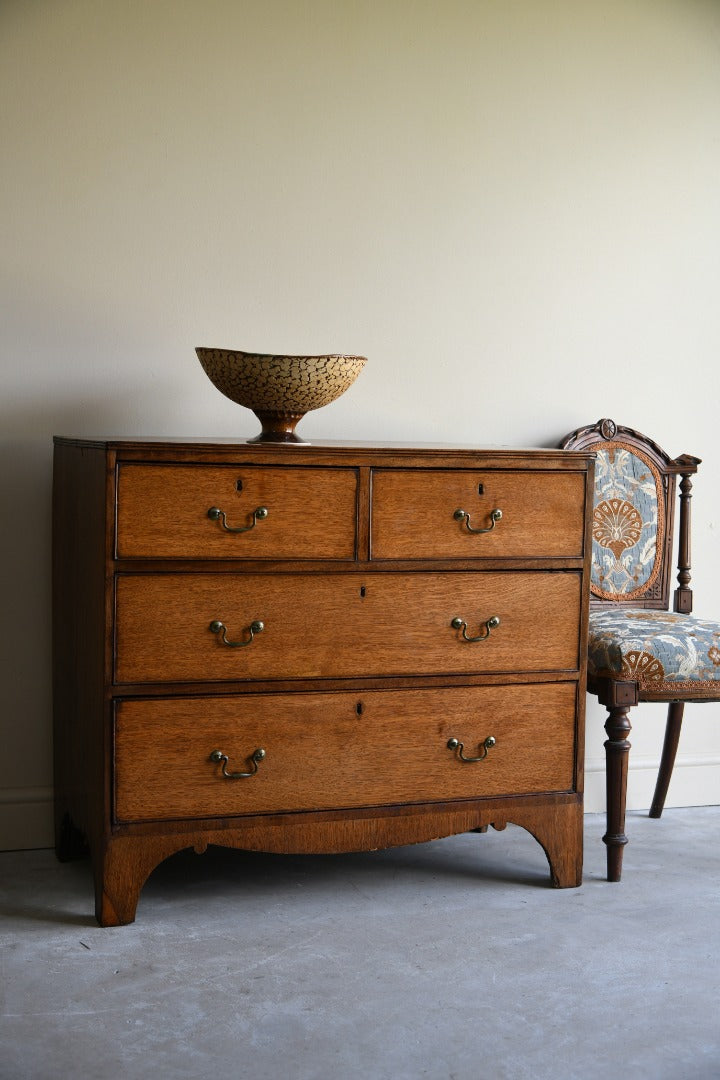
[195,348,367,362]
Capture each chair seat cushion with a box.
[588,609,720,691]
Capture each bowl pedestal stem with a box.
[247,410,309,444]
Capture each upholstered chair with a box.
[560,419,719,881]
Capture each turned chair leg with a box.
[649,701,684,819]
[603,704,632,882]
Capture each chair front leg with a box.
[603,703,633,882]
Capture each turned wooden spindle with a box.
[674,469,695,615]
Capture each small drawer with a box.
[113,682,578,823]
[116,464,358,559]
[114,570,581,684]
[371,469,586,560]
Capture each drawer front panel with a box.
[371,469,586,559]
[114,683,578,822]
[115,571,581,683]
[116,464,358,559]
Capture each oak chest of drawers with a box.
[53,437,593,925]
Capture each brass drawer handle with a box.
[453,507,502,534]
[210,748,265,778]
[208,505,268,533]
[209,619,264,647]
[447,736,496,762]
[451,615,500,642]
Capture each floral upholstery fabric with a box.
[588,609,720,692]
[591,444,663,601]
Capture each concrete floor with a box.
[1,809,719,1080]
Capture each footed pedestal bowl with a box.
[196,348,366,444]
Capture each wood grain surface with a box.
[114,683,577,821]
[371,468,585,559]
[114,570,581,683]
[116,464,358,559]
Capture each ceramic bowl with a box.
[196,348,367,443]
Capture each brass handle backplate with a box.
[208,505,268,533]
[453,507,502,534]
[447,736,496,763]
[209,619,264,647]
[451,615,501,642]
[210,748,265,779]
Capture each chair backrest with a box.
[560,419,700,611]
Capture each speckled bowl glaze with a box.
[196,348,367,443]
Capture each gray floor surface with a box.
[1,808,719,1080]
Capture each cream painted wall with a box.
[2,0,719,848]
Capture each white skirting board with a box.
[583,755,720,814]
[583,698,720,814]
[0,787,54,851]
[1,766,719,850]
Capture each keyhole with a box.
[236,479,243,492]
[477,483,484,495]
[356,702,364,715]
[360,585,366,598]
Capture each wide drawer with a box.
[114,571,581,683]
[370,469,586,559]
[113,683,578,822]
[116,464,358,559]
